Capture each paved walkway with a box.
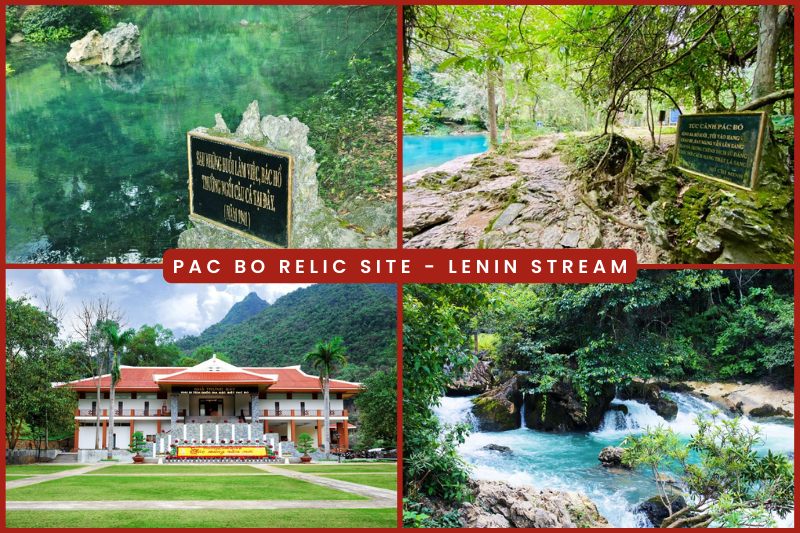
[254,464,396,503]
[5,463,110,489]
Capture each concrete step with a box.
[51,452,78,463]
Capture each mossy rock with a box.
[472,396,519,431]
[417,171,450,190]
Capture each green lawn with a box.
[87,465,264,474]
[5,475,33,480]
[6,475,365,501]
[317,473,397,491]
[274,463,397,473]
[5,509,397,528]
[4,465,84,475]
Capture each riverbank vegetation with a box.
[5,5,118,43]
[402,271,794,527]
[403,5,793,263]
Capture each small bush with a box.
[20,5,112,42]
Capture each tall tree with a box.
[304,337,347,458]
[97,320,134,459]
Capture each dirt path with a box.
[403,135,662,261]
[5,463,111,490]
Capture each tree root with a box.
[579,192,645,230]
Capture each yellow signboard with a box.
[176,446,267,457]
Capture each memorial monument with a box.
[179,101,392,249]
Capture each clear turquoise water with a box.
[6,5,393,262]
[403,134,488,175]
[436,392,794,527]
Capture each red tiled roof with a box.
[63,366,360,392]
[157,371,276,384]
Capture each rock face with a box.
[447,355,493,396]
[677,381,794,418]
[471,376,522,431]
[618,381,678,420]
[524,381,615,431]
[179,101,395,249]
[598,446,630,468]
[66,23,141,67]
[636,495,687,527]
[460,480,610,528]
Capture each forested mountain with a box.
[178,284,396,381]
[191,292,270,345]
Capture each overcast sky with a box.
[6,269,310,340]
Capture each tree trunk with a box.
[323,378,331,459]
[487,69,498,148]
[500,66,513,143]
[94,363,101,450]
[752,6,780,115]
[107,350,115,460]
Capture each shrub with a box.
[20,5,113,42]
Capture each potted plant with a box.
[128,431,148,463]
[296,433,316,463]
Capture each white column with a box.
[159,438,164,453]
[168,435,172,448]
[182,425,187,440]
[270,438,275,449]
[247,425,252,441]
[152,443,156,458]
[199,425,203,441]
[287,423,292,441]
[215,425,219,442]
[231,423,235,440]
[278,442,282,457]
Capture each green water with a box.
[6,5,395,262]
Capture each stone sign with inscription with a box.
[674,112,766,190]
[188,132,292,247]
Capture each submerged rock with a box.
[749,403,792,418]
[471,376,522,431]
[461,480,610,528]
[524,381,615,431]
[66,23,141,67]
[482,444,512,454]
[636,495,687,527]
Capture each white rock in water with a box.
[10,33,24,43]
[65,30,103,64]
[101,23,141,66]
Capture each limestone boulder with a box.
[598,446,630,468]
[524,381,615,431]
[636,495,687,527]
[460,480,610,528]
[101,23,141,66]
[66,30,103,64]
[448,356,493,396]
[471,376,522,431]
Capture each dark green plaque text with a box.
[674,112,765,189]
[188,132,291,247]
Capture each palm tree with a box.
[304,337,347,459]
[98,320,134,460]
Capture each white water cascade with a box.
[519,392,526,429]
[435,391,794,528]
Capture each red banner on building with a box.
[163,249,637,284]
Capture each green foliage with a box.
[6,6,22,36]
[354,368,397,448]
[403,498,463,528]
[128,431,148,455]
[495,271,793,400]
[623,414,794,527]
[178,284,396,381]
[296,433,316,456]
[6,297,78,455]
[403,285,492,503]
[295,58,396,209]
[20,6,113,41]
[122,325,181,367]
[711,287,793,383]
